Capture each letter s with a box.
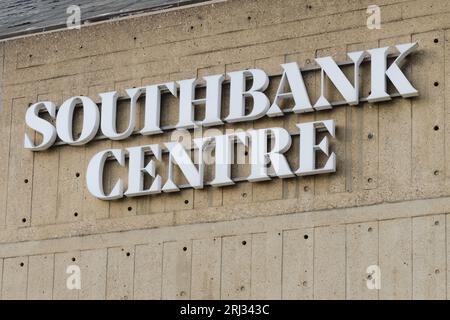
[24,101,57,151]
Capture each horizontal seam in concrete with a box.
[0,194,449,258]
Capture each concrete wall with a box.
[0,0,449,299]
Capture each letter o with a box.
[56,96,100,145]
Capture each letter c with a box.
[86,149,125,200]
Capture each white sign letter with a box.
[56,96,100,145]
[176,74,224,129]
[209,132,247,187]
[268,62,313,116]
[367,42,418,102]
[296,120,336,176]
[225,69,270,123]
[24,101,57,151]
[314,52,364,110]
[140,82,177,135]
[100,87,145,140]
[162,141,207,192]
[125,144,162,197]
[86,149,125,200]
[247,128,294,182]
